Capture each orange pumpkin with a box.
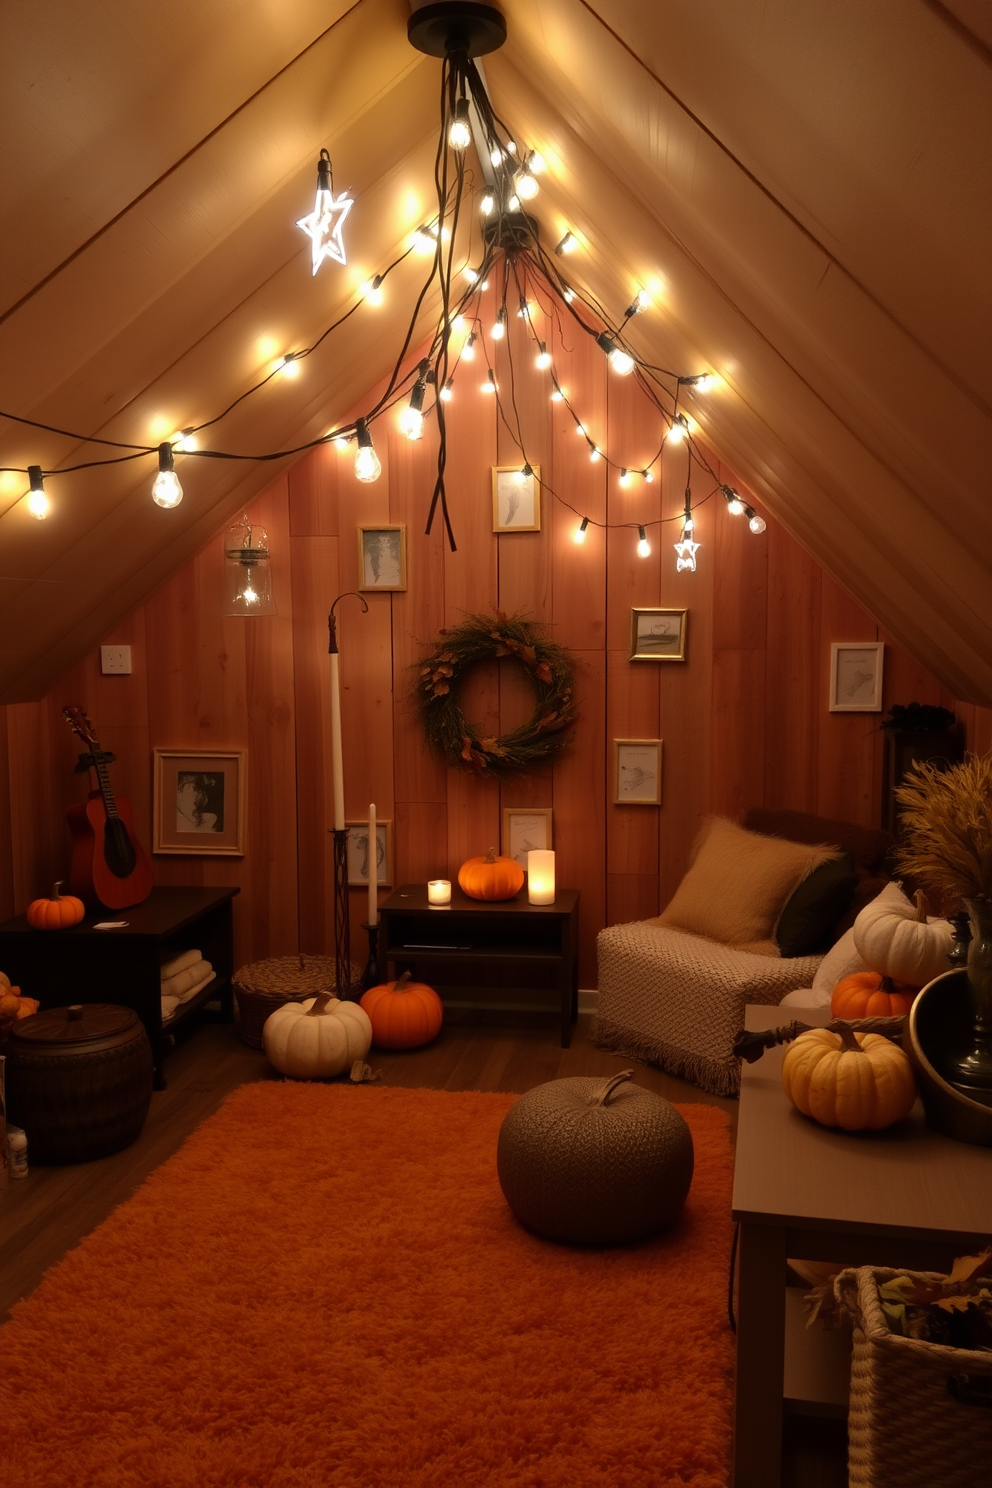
[360,971,444,1050]
[830,970,919,1020]
[457,847,525,902]
[26,881,86,931]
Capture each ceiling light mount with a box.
[408,2,507,58]
[482,209,539,257]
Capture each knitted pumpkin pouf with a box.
[496,1070,694,1246]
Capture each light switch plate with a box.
[100,645,132,675]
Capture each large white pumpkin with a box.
[263,993,372,1079]
[853,882,953,986]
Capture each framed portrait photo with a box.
[829,642,884,712]
[153,749,246,855]
[629,607,687,662]
[358,525,407,592]
[345,819,393,888]
[501,807,553,868]
[492,464,541,532]
[614,739,663,805]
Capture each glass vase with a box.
[950,898,992,1091]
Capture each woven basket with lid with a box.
[836,1265,992,1487]
[233,954,361,1048]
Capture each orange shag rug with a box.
[0,1084,734,1488]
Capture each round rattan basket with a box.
[233,955,361,1048]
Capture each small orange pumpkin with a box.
[830,970,919,1020]
[26,880,86,931]
[457,847,525,902]
[360,971,444,1050]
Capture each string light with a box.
[489,147,505,167]
[440,379,454,402]
[491,307,506,340]
[516,168,539,200]
[674,512,700,572]
[623,289,650,318]
[460,332,476,362]
[360,275,384,305]
[448,99,471,150]
[555,232,577,255]
[172,429,197,452]
[333,436,350,451]
[550,386,564,403]
[722,484,746,515]
[562,286,575,303]
[480,193,494,215]
[399,367,429,440]
[26,466,49,520]
[573,517,589,544]
[275,353,300,379]
[152,444,183,508]
[575,424,586,437]
[595,331,635,376]
[619,469,631,487]
[667,414,688,444]
[354,419,381,482]
[535,342,551,370]
[637,525,651,558]
[508,193,521,211]
[513,462,534,484]
[526,150,546,175]
[463,267,479,284]
[681,373,716,393]
[482,370,497,393]
[747,507,766,534]
[589,447,601,462]
[296,148,352,273]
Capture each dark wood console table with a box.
[732,1004,992,1488]
[379,884,580,1046]
[0,886,238,1089]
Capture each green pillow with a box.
[776,853,858,958]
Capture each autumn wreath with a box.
[415,611,577,779]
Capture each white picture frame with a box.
[614,740,663,805]
[829,642,885,712]
[501,807,553,868]
[492,465,541,532]
[345,819,393,886]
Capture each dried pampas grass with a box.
[894,754,992,903]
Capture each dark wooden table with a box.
[378,884,580,1046]
[732,1004,992,1488]
[0,886,238,1089]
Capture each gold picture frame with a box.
[358,525,407,591]
[613,739,663,805]
[345,819,393,887]
[501,807,553,868]
[492,465,541,532]
[153,749,247,854]
[629,607,687,662]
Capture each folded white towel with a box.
[161,959,212,998]
[173,968,215,1005]
[160,948,202,981]
[161,995,180,1023]
[161,969,216,1025]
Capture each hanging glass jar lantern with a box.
[224,516,275,615]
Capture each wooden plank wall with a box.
[1,286,990,986]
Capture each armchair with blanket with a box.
[593,810,893,1097]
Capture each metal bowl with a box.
[906,969,992,1147]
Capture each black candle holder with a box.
[362,922,380,991]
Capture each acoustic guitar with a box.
[62,706,154,910]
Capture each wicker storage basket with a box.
[836,1265,992,1488]
[233,955,361,1048]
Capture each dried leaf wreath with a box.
[414,610,577,780]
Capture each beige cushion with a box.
[652,817,841,955]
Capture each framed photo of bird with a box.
[492,465,541,532]
[613,739,663,805]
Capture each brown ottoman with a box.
[497,1070,694,1246]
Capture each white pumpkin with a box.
[263,993,372,1079]
[853,882,953,986]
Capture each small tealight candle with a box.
[527,850,555,905]
[428,879,451,906]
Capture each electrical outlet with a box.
[100,645,132,675]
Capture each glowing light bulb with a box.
[619,469,631,488]
[535,343,551,370]
[506,141,517,155]
[555,232,577,255]
[354,420,381,482]
[151,444,183,508]
[513,463,533,484]
[575,424,586,438]
[414,224,438,254]
[625,289,650,317]
[728,497,745,515]
[667,418,686,444]
[489,147,504,167]
[643,469,655,483]
[242,582,258,606]
[480,193,494,216]
[589,447,601,463]
[400,408,424,440]
[460,333,476,362]
[360,276,383,306]
[491,309,506,340]
[596,331,635,375]
[516,170,539,200]
[26,466,49,519]
[296,149,352,273]
[551,387,564,403]
[482,371,497,394]
[574,517,589,544]
[527,150,546,175]
[748,512,766,534]
[690,373,715,392]
[276,354,300,379]
[637,526,651,558]
[464,267,479,284]
[440,380,454,402]
[172,429,197,452]
[333,436,350,451]
[448,100,471,151]
[508,193,521,212]
[562,286,575,303]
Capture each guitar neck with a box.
[93,759,120,820]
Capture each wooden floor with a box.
[0,1007,845,1486]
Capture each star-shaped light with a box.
[297,150,352,274]
[674,532,701,572]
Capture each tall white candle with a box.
[368,803,378,924]
[527,849,556,905]
[329,652,345,831]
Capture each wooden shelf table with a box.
[731,1005,992,1487]
[378,884,580,1046]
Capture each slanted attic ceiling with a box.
[1,0,990,705]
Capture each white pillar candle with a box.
[329,652,345,831]
[368,803,378,924]
[527,850,556,905]
[428,879,451,906]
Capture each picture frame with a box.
[614,739,663,805]
[358,525,407,591]
[345,819,393,887]
[153,749,246,855]
[492,464,541,532]
[501,807,553,868]
[829,642,885,712]
[629,607,687,662]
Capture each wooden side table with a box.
[378,884,580,1046]
[0,886,238,1089]
[732,1004,992,1488]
